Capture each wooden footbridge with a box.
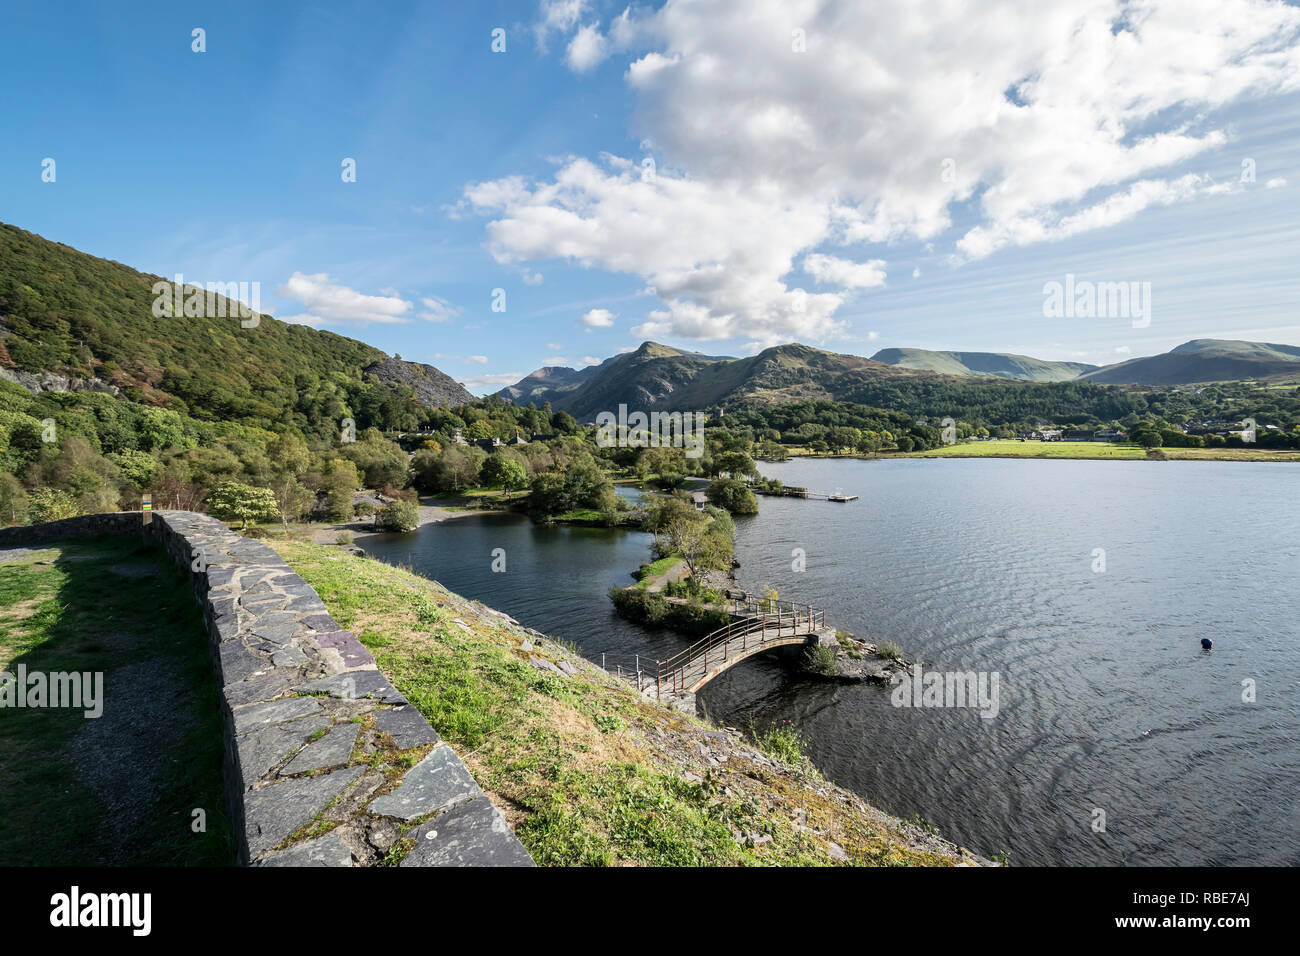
[600,599,830,704]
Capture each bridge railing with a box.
[595,601,827,700]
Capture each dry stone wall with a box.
[0,511,533,867]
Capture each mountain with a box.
[495,363,602,406]
[0,222,469,420]
[495,342,735,418]
[871,347,1097,382]
[497,341,937,419]
[1081,339,1300,385]
[362,355,473,407]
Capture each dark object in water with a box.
[1201,638,1213,649]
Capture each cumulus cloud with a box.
[581,355,601,365]
[579,307,616,327]
[1266,177,1288,188]
[466,0,1300,345]
[419,296,463,323]
[566,23,609,71]
[466,355,489,364]
[277,272,412,325]
[458,372,525,392]
[803,253,887,289]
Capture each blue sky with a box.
[3,0,1298,393]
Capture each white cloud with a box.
[579,307,616,327]
[867,331,879,341]
[1115,346,1132,354]
[276,272,411,325]
[545,355,570,365]
[458,372,525,391]
[546,342,564,349]
[803,253,887,289]
[1265,177,1287,188]
[581,355,601,365]
[534,0,588,49]
[419,295,463,323]
[466,355,489,364]
[912,267,922,279]
[466,0,1300,344]
[566,23,609,71]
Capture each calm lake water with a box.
[366,459,1300,866]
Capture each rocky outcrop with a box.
[0,367,120,396]
[362,356,473,408]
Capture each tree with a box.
[642,498,733,583]
[0,473,29,525]
[705,478,758,515]
[207,481,279,530]
[480,454,528,493]
[376,499,419,532]
[269,475,314,535]
[712,450,757,478]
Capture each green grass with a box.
[634,554,683,590]
[905,439,1300,461]
[0,539,232,865]
[271,538,964,868]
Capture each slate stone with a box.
[271,646,309,668]
[250,621,302,645]
[257,831,353,867]
[238,716,331,788]
[248,610,299,628]
[316,630,372,669]
[529,656,564,675]
[219,641,269,684]
[224,670,294,707]
[302,613,341,633]
[400,797,534,867]
[368,745,480,821]
[245,766,364,859]
[294,670,402,703]
[374,705,439,749]
[286,593,328,613]
[281,722,361,775]
[233,696,323,735]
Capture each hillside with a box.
[273,535,985,866]
[1082,339,1300,385]
[362,356,473,407]
[871,347,1097,382]
[0,223,467,427]
[498,341,932,419]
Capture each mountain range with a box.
[497,337,1300,417]
[3,222,1297,429]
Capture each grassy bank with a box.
[0,539,231,865]
[270,536,981,866]
[904,440,1300,461]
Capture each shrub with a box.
[877,639,903,661]
[804,644,839,675]
[377,499,419,532]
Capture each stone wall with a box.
[0,511,533,867]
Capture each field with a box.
[906,440,1300,462]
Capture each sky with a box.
[2,0,1299,394]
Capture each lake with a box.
[365,458,1300,866]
